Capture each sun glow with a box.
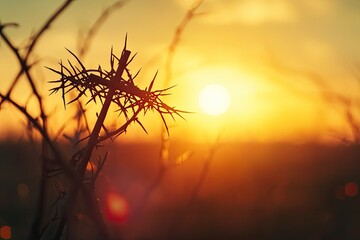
[198,84,231,116]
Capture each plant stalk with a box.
[53,49,131,240]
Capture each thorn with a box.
[148,70,158,92]
[123,33,128,52]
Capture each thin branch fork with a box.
[53,48,131,240]
[46,32,186,238]
[48,48,185,136]
[78,49,131,176]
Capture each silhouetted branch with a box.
[0,88,109,240]
[269,55,360,144]
[49,36,185,239]
[189,139,219,203]
[25,0,74,60]
[165,0,203,84]
[167,136,220,237]
[134,0,203,218]
[1,1,188,238]
[2,3,76,239]
[78,0,128,58]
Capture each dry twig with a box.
[49,36,185,239]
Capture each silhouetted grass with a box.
[130,0,204,221]
[0,1,185,239]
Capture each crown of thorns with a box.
[48,39,184,134]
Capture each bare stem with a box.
[136,0,203,216]
[78,0,128,59]
[53,49,131,240]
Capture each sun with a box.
[198,84,231,116]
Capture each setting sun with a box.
[2,0,360,239]
[198,84,231,116]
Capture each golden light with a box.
[198,84,231,116]
[86,162,97,172]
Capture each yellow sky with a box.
[1,0,360,143]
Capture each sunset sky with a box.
[1,0,360,143]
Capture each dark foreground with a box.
[1,141,360,239]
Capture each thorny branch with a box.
[1,2,75,239]
[1,0,187,238]
[49,37,185,239]
[0,93,112,239]
[48,43,185,135]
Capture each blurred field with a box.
[1,141,360,239]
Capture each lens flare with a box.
[0,226,11,240]
[105,192,129,222]
[345,182,358,197]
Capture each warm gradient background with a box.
[2,1,360,239]
[1,0,360,143]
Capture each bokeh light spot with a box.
[17,183,29,198]
[105,192,129,222]
[0,226,11,239]
[345,182,358,197]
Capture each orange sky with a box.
[1,0,360,143]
